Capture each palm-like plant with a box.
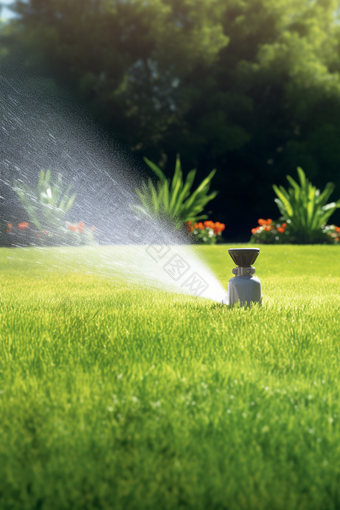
[135,155,218,228]
[273,167,340,243]
[12,170,76,231]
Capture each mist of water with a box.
[0,74,228,303]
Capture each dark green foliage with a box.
[3,0,340,237]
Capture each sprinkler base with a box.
[228,275,262,307]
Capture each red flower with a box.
[259,218,273,226]
[18,222,29,230]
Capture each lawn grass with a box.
[0,244,340,510]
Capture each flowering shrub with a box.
[250,218,340,244]
[12,170,76,233]
[250,218,289,244]
[3,221,96,247]
[322,224,340,244]
[65,222,96,245]
[187,220,225,244]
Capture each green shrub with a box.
[8,171,96,247]
[12,169,76,232]
[272,167,340,244]
[135,155,217,228]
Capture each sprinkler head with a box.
[227,248,262,307]
[228,248,260,267]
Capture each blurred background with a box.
[1,0,340,241]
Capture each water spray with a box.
[0,76,228,303]
[227,248,262,307]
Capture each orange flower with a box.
[251,227,259,234]
[266,219,273,225]
[91,226,96,231]
[335,237,340,242]
[6,229,11,233]
[335,226,340,233]
[282,223,287,228]
[277,227,285,233]
[214,222,225,234]
[204,221,214,229]
[258,219,266,226]
[7,223,12,229]
[195,222,205,230]
[186,222,193,233]
[193,220,225,234]
[18,222,29,230]
[68,225,77,232]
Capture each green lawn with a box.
[0,244,340,510]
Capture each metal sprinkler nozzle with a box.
[227,248,262,307]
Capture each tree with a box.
[178,0,340,236]
[8,0,228,151]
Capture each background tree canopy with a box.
[2,0,340,239]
